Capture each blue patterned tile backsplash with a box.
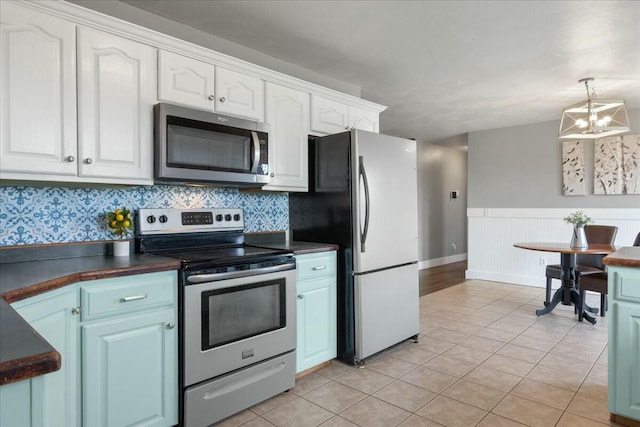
[0,185,288,246]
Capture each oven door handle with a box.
[186,262,295,284]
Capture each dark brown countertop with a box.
[249,240,339,255]
[0,254,181,303]
[0,253,180,386]
[604,247,640,268]
[0,298,60,385]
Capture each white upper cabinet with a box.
[158,50,215,111]
[77,27,155,183]
[263,83,310,192]
[0,2,77,177]
[310,96,349,135]
[1,1,384,188]
[215,67,265,121]
[349,106,379,133]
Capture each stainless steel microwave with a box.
[154,103,270,187]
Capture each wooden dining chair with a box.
[544,225,618,306]
[578,231,640,321]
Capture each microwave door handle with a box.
[250,131,260,174]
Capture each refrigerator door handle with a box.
[359,155,370,252]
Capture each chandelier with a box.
[558,77,630,139]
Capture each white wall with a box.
[417,139,468,268]
[467,109,640,286]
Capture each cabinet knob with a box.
[208,95,215,100]
[219,97,226,103]
[166,322,176,330]
[84,158,93,165]
[297,294,304,299]
[270,173,275,177]
[71,307,81,315]
[65,156,75,163]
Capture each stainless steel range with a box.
[136,208,296,427]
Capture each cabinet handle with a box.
[297,294,304,299]
[312,265,327,271]
[71,307,81,315]
[219,97,226,103]
[84,158,93,165]
[208,95,215,100]
[65,156,75,163]
[166,322,175,330]
[120,294,147,303]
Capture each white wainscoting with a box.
[467,208,640,287]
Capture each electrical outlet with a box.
[451,243,457,252]
[539,257,546,266]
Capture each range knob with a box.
[233,214,241,221]
[146,215,156,224]
[215,214,223,222]
[159,215,168,223]
[225,214,232,221]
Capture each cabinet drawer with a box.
[296,251,336,281]
[80,271,177,321]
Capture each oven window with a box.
[201,279,286,351]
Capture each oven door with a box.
[183,266,296,386]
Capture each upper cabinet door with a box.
[0,2,77,177]
[349,106,379,133]
[310,96,349,135]
[263,83,310,192]
[158,50,215,111]
[77,27,155,183]
[215,67,264,121]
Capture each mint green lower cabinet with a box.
[608,266,640,421]
[296,251,337,373]
[82,307,178,427]
[0,288,79,427]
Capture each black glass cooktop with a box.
[151,245,291,270]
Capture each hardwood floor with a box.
[419,260,467,296]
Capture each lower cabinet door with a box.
[610,301,640,420]
[82,308,178,427]
[0,288,79,427]
[296,276,337,373]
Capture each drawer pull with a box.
[312,265,327,271]
[120,294,147,303]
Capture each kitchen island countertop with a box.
[604,246,640,268]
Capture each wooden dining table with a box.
[514,242,617,325]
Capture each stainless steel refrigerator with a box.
[289,129,419,364]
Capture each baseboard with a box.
[419,253,467,270]
[465,270,545,288]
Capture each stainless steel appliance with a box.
[154,103,270,187]
[136,208,296,427]
[290,129,419,364]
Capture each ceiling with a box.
[119,0,640,145]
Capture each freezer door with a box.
[354,263,419,361]
[351,130,418,273]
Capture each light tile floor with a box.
[215,280,622,427]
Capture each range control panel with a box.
[137,208,244,234]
